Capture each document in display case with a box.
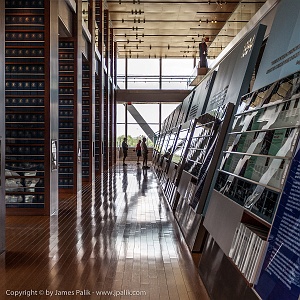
[159,128,178,184]
[174,103,234,251]
[186,103,234,212]
[171,121,194,165]
[164,120,195,203]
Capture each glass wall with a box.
[117,59,125,89]
[116,104,126,148]
[116,58,191,151]
[128,59,160,89]
[116,103,179,148]
[117,57,194,90]
[162,58,194,89]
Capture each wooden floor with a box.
[0,164,210,299]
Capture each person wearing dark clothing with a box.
[122,137,128,166]
[141,137,150,169]
[135,140,142,164]
[199,38,208,68]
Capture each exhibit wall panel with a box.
[179,92,194,124]
[253,0,300,91]
[206,24,266,112]
[203,190,244,256]
[255,139,300,299]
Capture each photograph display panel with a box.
[160,129,177,160]
[216,71,300,223]
[184,105,228,179]
[171,121,194,164]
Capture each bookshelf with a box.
[5,0,59,215]
[58,38,77,192]
[95,72,101,175]
[102,9,110,171]
[0,0,5,252]
[95,1,104,174]
[82,56,92,181]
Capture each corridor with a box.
[0,165,209,299]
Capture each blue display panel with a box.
[255,142,300,300]
[253,0,300,91]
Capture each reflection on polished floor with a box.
[0,164,210,299]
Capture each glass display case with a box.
[184,105,228,179]
[171,121,194,165]
[215,71,300,223]
[157,128,177,180]
[163,120,195,203]
[181,103,232,211]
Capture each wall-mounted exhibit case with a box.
[173,24,266,252]
[203,71,300,299]
[216,70,300,264]
[215,75,300,223]
[200,1,300,298]
[174,103,234,251]
[163,119,195,204]
[5,0,59,215]
[153,95,194,178]
[152,110,176,170]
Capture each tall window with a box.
[116,103,180,148]
[162,58,194,89]
[127,59,160,89]
[117,58,194,90]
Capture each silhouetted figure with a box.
[122,137,128,166]
[199,38,208,68]
[135,139,142,164]
[141,137,150,169]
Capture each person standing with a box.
[141,137,149,169]
[135,139,142,164]
[122,137,128,166]
[199,37,208,68]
